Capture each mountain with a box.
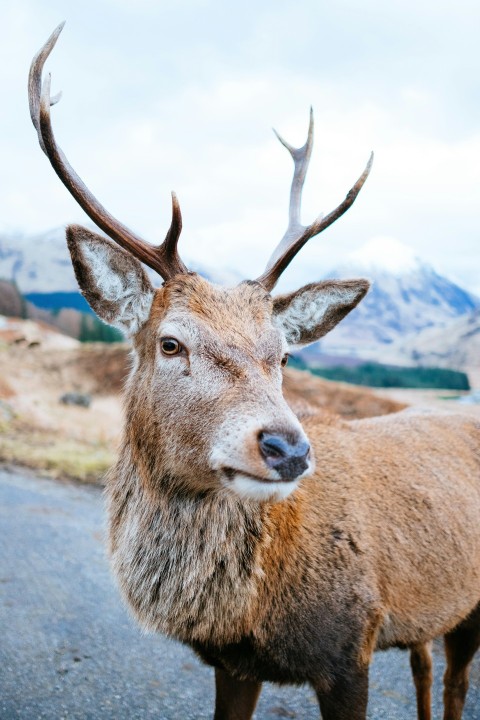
[0,227,241,296]
[2,230,478,368]
[0,279,122,343]
[312,237,479,360]
[391,308,480,373]
[0,228,243,342]
[0,228,76,293]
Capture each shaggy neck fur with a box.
[107,444,271,645]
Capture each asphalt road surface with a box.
[1,466,480,720]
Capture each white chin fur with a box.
[226,473,299,502]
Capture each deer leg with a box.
[213,667,262,720]
[443,603,480,720]
[316,664,369,720]
[410,642,433,720]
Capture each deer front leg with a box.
[213,667,262,720]
[315,663,369,720]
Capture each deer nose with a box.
[258,431,311,480]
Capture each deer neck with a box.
[106,443,269,646]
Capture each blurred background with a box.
[2,4,480,718]
[1,0,479,482]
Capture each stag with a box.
[30,24,480,720]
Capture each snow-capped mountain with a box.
[390,308,480,373]
[316,237,479,358]
[0,227,242,294]
[1,230,478,366]
[0,228,76,293]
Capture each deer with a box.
[29,23,480,720]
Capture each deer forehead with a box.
[148,275,284,356]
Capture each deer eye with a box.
[281,353,289,367]
[160,338,183,356]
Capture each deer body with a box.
[108,405,480,672]
[29,25,480,719]
[103,274,480,718]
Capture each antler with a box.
[28,23,188,281]
[256,109,373,292]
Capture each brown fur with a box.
[30,29,469,712]
[97,272,480,719]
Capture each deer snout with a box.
[258,431,311,480]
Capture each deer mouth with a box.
[221,467,300,502]
[222,467,297,484]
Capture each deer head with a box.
[29,24,372,502]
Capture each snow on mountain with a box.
[0,227,242,294]
[0,228,76,293]
[316,237,479,358]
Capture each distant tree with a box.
[0,279,28,319]
[79,313,123,343]
[310,362,470,391]
[286,354,308,371]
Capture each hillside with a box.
[392,308,480,374]
[0,279,122,342]
[0,315,79,351]
[307,237,479,360]
[2,230,478,376]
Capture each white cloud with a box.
[0,0,479,295]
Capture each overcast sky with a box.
[1,0,479,292]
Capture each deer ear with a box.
[66,225,155,337]
[272,279,370,347]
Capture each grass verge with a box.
[0,430,114,484]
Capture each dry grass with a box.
[283,368,407,419]
[0,428,114,483]
[0,341,123,484]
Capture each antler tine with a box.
[28,22,65,153]
[272,106,315,233]
[256,110,373,292]
[162,192,182,256]
[29,24,188,281]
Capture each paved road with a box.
[1,466,480,720]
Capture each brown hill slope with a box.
[283,367,406,419]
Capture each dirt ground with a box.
[0,340,127,482]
